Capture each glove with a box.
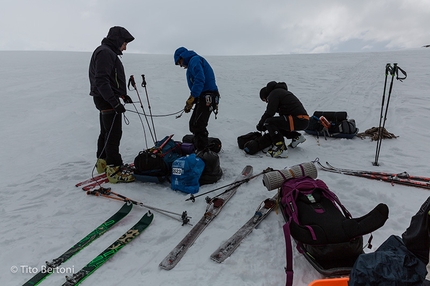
[184,95,195,113]
[256,124,266,132]
[114,103,126,114]
[121,95,133,104]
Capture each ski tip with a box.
[159,262,174,271]
[209,254,224,263]
[243,165,253,175]
[210,257,223,263]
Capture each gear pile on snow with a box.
[357,126,398,141]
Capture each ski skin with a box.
[62,211,154,286]
[210,193,278,263]
[159,165,254,270]
[22,203,133,286]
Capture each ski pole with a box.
[141,74,158,142]
[373,64,407,166]
[87,187,192,226]
[374,63,400,166]
[128,75,156,144]
[186,168,273,202]
[373,63,392,166]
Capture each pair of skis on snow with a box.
[23,203,153,286]
[316,160,430,190]
[159,165,277,269]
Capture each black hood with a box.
[101,26,134,54]
[260,81,288,100]
[266,81,288,94]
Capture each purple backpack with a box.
[279,176,389,286]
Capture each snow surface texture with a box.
[1,50,429,286]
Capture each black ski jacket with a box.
[89,26,134,109]
[258,82,308,127]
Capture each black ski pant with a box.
[263,115,309,144]
[93,96,123,166]
[189,93,217,151]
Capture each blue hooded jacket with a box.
[174,47,218,99]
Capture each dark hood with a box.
[174,47,198,66]
[101,26,134,55]
[266,81,288,93]
[260,81,288,100]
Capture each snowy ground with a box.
[1,49,429,286]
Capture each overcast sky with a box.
[1,0,429,55]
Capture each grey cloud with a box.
[1,0,429,55]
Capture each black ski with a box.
[22,203,132,286]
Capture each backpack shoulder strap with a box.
[283,222,294,286]
[281,176,320,286]
[282,177,320,225]
[315,179,352,219]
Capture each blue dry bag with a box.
[171,154,205,194]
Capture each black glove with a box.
[256,124,266,132]
[114,103,126,114]
[121,95,133,104]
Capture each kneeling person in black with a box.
[256,81,309,158]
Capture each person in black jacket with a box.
[88,26,135,183]
[256,81,309,158]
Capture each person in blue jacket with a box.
[174,47,220,151]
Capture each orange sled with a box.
[308,277,349,286]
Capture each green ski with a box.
[62,211,154,286]
[23,203,133,286]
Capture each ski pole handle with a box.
[141,74,147,87]
[385,63,393,75]
[128,75,137,90]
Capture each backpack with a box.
[182,134,222,153]
[402,196,430,265]
[243,133,272,155]
[133,135,182,183]
[171,153,205,194]
[349,196,430,285]
[279,176,389,286]
[197,149,223,185]
[237,131,262,149]
[305,111,358,139]
[349,235,426,286]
